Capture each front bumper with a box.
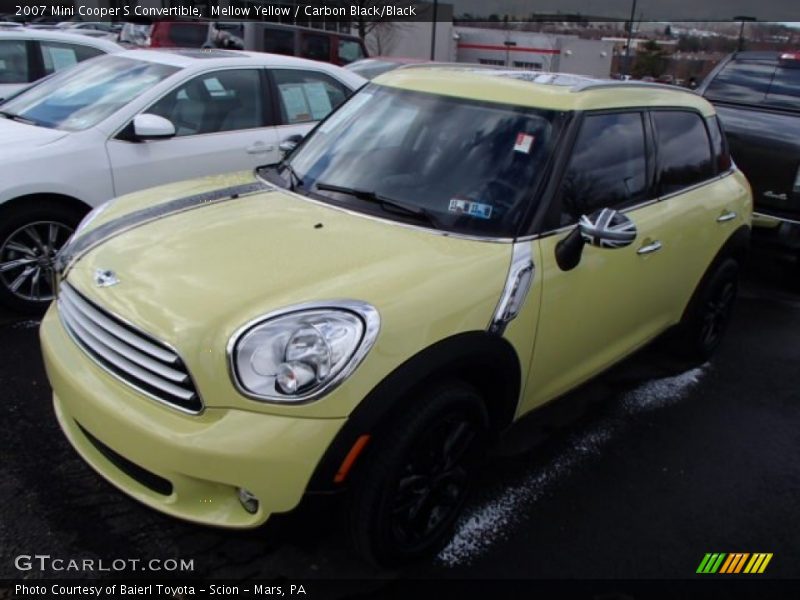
[40,305,345,528]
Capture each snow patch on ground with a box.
[436,364,708,567]
[619,366,707,414]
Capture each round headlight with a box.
[230,303,379,403]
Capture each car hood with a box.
[63,172,511,415]
[0,117,69,148]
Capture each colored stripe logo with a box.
[697,553,773,574]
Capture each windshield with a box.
[275,85,561,237]
[0,56,179,131]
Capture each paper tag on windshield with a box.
[513,133,535,154]
[449,198,493,220]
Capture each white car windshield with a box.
[0,55,179,131]
[273,84,563,238]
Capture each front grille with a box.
[77,422,173,496]
[58,283,202,413]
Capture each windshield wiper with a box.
[314,182,440,229]
[0,110,38,126]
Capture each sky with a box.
[452,0,800,22]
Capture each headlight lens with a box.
[231,304,379,403]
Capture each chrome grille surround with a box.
[57,283,202,414]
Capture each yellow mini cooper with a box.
[40,67,752,565]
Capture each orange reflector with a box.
[334,434,371,483]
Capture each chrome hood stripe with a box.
[56,181,270,277]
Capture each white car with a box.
[0,28,122,99]
[0,48,365,312]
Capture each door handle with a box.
[716,210,737,223]
[637,240,663,255]
[246,142,274,154]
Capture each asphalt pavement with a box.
[0,252,798,590]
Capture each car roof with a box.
[0,27,122,51]
[115,48,366,85]
[375,66,715,116]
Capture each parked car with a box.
[147,20,368,67]
[0,48,364,311]
[56,21,122,34]
[40,68,751,566]
[0,29,122,100]
[345,56,426,79]
[697,51,800,262]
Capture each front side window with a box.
[0,39,29,84]
[338,39,364,65]
[147,69,265,136]
[558,112,648,226]
[40,42,104,76]
[704,60,775,104]
[263,28,295,56]
[0,55,178,130]
[300,34,330,62]
[653,111,714,195]
[273,69,349,124]
[267,85,561,238]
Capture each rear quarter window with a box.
[765,66,800,110]
[704,60,775,104]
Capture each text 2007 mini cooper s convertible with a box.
[41,67,752,565]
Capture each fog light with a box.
[237,488,259,514]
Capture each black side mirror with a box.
[556,208,637,271]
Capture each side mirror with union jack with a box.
[556,208,637,271]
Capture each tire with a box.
[672,258,740,364]
[347,381,489,567]
[0,200,86,314]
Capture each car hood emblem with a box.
[94,269,120,288]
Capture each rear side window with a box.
[273,69,349,124]
[707,115,732,173]
[300,34,330,62]
[40,42,104,76]
[263,28,295,56]
[0,39,29,84]
[704,60,775,104]
[653,111,714,195]
[765,66,800,110]
[558,112,648,226]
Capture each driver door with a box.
[520,111,676,412]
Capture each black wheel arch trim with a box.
[306,331,521,493]
[680,224,750,322]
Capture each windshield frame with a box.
[262,84,568,241]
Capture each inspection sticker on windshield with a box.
[449,198,493,220]
[513,133,535,153]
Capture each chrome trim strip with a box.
[226,300,380,405]
[61,285,178,364]
[489,242,534,335]
[255,171,517,244]
[58,283,203,415]
[60,301,188,384]
[753,211,800,226]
